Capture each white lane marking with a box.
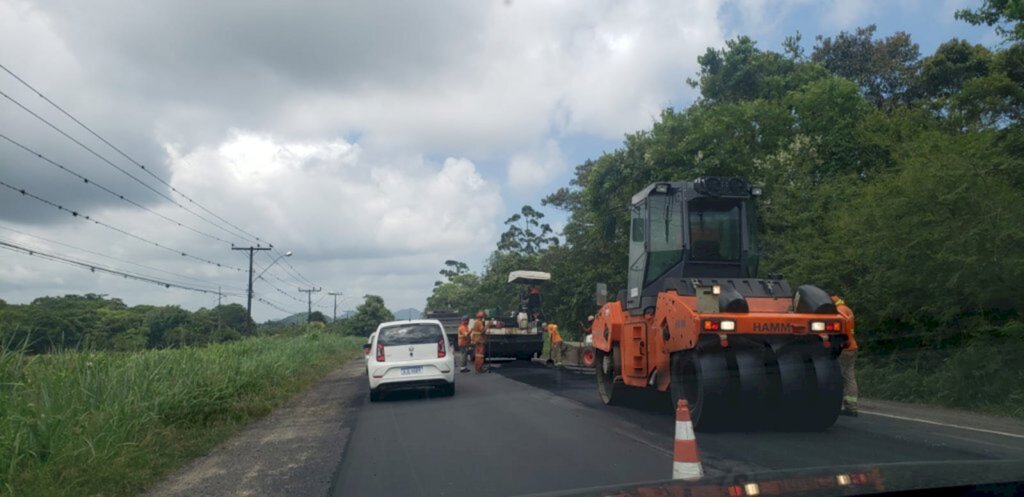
[931,431,1024,450]
[860,410,1024,440]
[612,427,673,456]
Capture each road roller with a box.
[590,176,851,431]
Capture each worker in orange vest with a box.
[547,323,564,367]
[457,316,471,373]
[471,310,487,373]
[833,295,858,417]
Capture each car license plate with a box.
[400,366,422,376]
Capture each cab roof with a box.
[508,270,551,285]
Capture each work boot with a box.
[460,367,469,373]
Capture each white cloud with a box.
[506,139,565,193]
[0,0,730,316]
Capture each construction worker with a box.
[833,295,859,417]
[547,323,564,367]
[457,316,471,373]
[471,310,487,373]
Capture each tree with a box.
[498,205,559,255]
[956,0,1024,43]
[436,260,470,287]
[426,273,482,313]
[812,25,921,109]
[309,310,327,323]
[919,39,992,100]
[342,295,395,337]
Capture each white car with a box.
[365,319,455,401]
[363,331,377,365]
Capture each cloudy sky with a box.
[0,0,994,320]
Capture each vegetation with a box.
[338,294,395,337]
[0,294,253,354]
[0,332,363,497]
[425,17,1024,414]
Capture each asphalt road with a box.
[330,360,1024,496]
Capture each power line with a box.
[0,239,244,296]
[0,133,238,246]
[261,250,317,288]
[253,294,301,317]
[0,87,255,244]
[0,62,263,245]
[0,63,322,293]
[0,178,245,272]
[0,223,245,291]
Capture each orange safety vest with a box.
[471,320,486,345]
[833,296,858,351]
[549,328,563,344]
[457,324,470,347]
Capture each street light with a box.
[245,250,292,326]
[256,251,292,281]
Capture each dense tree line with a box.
[427,7,1024,350]
[0,291,400,353]
[0,294,253,353]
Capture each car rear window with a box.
[377,324,443,346]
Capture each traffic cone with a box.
[672,399,704,481]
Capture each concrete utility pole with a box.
[328,291,343,322]
[232,244,271,325]
[299,287,322,322]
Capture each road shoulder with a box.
[860,398,1024,438]
[145,360,365,497]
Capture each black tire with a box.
[773,342,840,430]
[441,382,455,397]
[595,347,629,405]
[670,348,731,431]
[732,346,770,429]
[803,351,842,430]
[369,388,382,402]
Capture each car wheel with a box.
[369,388,381,402]
[442,382,455,397]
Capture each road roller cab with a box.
[591,176,851,431]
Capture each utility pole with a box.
[232,244,271,326]
[328,291,343,322]
[217,286,222,307]
[299,287,322,323]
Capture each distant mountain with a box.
[391,308,422,320]
[265,312,334,325]
[265,313,308,325]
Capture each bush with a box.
[0,334,362,496]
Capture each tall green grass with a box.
[859,336,1024,419]
[0,332,362,497]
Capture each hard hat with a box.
[461,316,469,323]
[548,323,558,332]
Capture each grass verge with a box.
[0,332,362,497]
[859,337,1024,419]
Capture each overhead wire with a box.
[0,88,259,245]
[0,223,245,291]
[0,133,239,246]
[0,239,244,296]
[0,63,321,291]
[0,62,264,244]
[0,179,245,272]
[261,250,317,289]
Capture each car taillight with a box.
[376,343,385,362]
[437,338,446,358]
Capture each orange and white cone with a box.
[672,399,704,481]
